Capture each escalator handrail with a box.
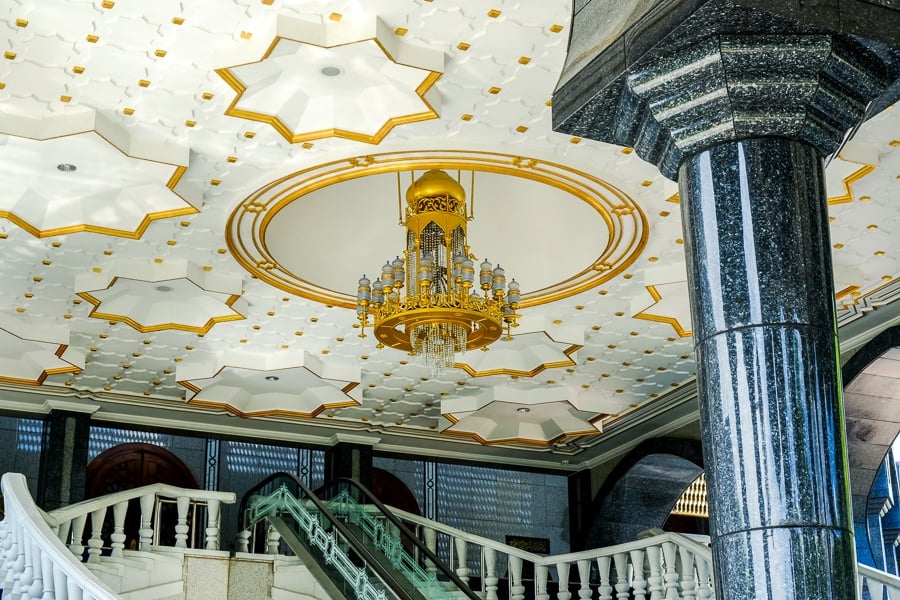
[323,477,481,600]
[239,471,420,600]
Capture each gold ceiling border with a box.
[0,129,196,239]
[441,411,606,447]
[77,277,245,334]
[454,333,582,378]
[216,37,441,145]
[633,284,693,337]
[180,368,360,419]
[0,343,81,386]
[226,150,649,309]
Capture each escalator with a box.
[239,473,479,600]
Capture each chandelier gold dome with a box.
[405,169,466,208]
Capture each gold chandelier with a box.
[356,169,521,374]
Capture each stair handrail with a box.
[1,472,119,600]
[241,472,418,600]
[858,563,900,598]
[322,478,482,600]
[45,481,236,555]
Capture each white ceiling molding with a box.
[0,312,83,385]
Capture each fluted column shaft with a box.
[679,137,855,598]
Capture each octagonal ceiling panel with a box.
[455,331,581,377]
[0,313,82,385]
[178,350,361,418]
[217,15,443,144]
[75,261,246,333]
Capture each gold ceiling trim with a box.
[440,412,606,447]
[77,279,245,334]
[179,366,360,419]
[454,336,581,378]
[216,37,440,145]
[226,150,648,310]
[0,343,81,386]
[633,285,692,337]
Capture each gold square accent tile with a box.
[488,86,501,94]
[621,147,634,154]
[184,120,196,127]
[549,24,564,33]
[73,65,85,74]
[302,142,314,149]
[138,79,150,87]
[226,156,238,163]
[518,56,531,65]
[210,179,221,186]
[457,42,470,51]
[101,0,114,7]
[86,34,99,43]
[487,9,501,17]
[4,51,17,60]
[15,18,28,27]
[641,180,653,187]
[123,107,135,115]
[60,95,71,102]
[240,31,252,39]
[172,17,184,25]
[244,131,256,138]
[395,27,408,36]
[570,137,581,144]
[154,49,167,57]
[461,114,473,121]
[202,92,214,100]
[329,12,342,21]
[515,125,528,133]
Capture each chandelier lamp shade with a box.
[356,169,521,374]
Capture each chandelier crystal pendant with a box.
[356,169,521,374]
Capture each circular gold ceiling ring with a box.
[226,150,648,309]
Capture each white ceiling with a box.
[0,0,897,470]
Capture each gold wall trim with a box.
[217,37,440,145]
[226,150,649,309]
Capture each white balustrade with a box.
[1,472,235,600]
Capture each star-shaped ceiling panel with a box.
[0,313,82,385]
[0,130,193,238]
[178,351,361,418]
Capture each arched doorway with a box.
[371,467,421,516]
[86,443,199,549]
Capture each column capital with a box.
[552,0,900,179]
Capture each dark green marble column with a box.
[551,2,900,597]
[680,138,853,597]
[324,442,373,490]
[36,410,91,510]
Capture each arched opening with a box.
[371,467,421,516]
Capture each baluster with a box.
[138,493,155,551]
[631,549,647,600]
[67,577,83,600]
[646,545,664,599]
[174,496,191,548]
[509,555,526,600]
[577,559,592,600]
[56,521,71,546]
[612,552,629,600]
[536,564,550,600]
[205,499,221,550]
[52,562,68,600]
[29,542,45,600]
[423,527,437,575]
[11,524,26,596]
[110,501,128,558]
[678,546,696,600]
[40,553,55,600]
[68,514,86,558]
[661,542,679,599]
[556,561,571,600]
[87,507,106,563]
[695,558,712,599]
[597,555,613,600]
[266,524,281,555]
[455,537,470,585]
[235,529,251,553]
[483,546,499,600]
[19,534,35,597]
